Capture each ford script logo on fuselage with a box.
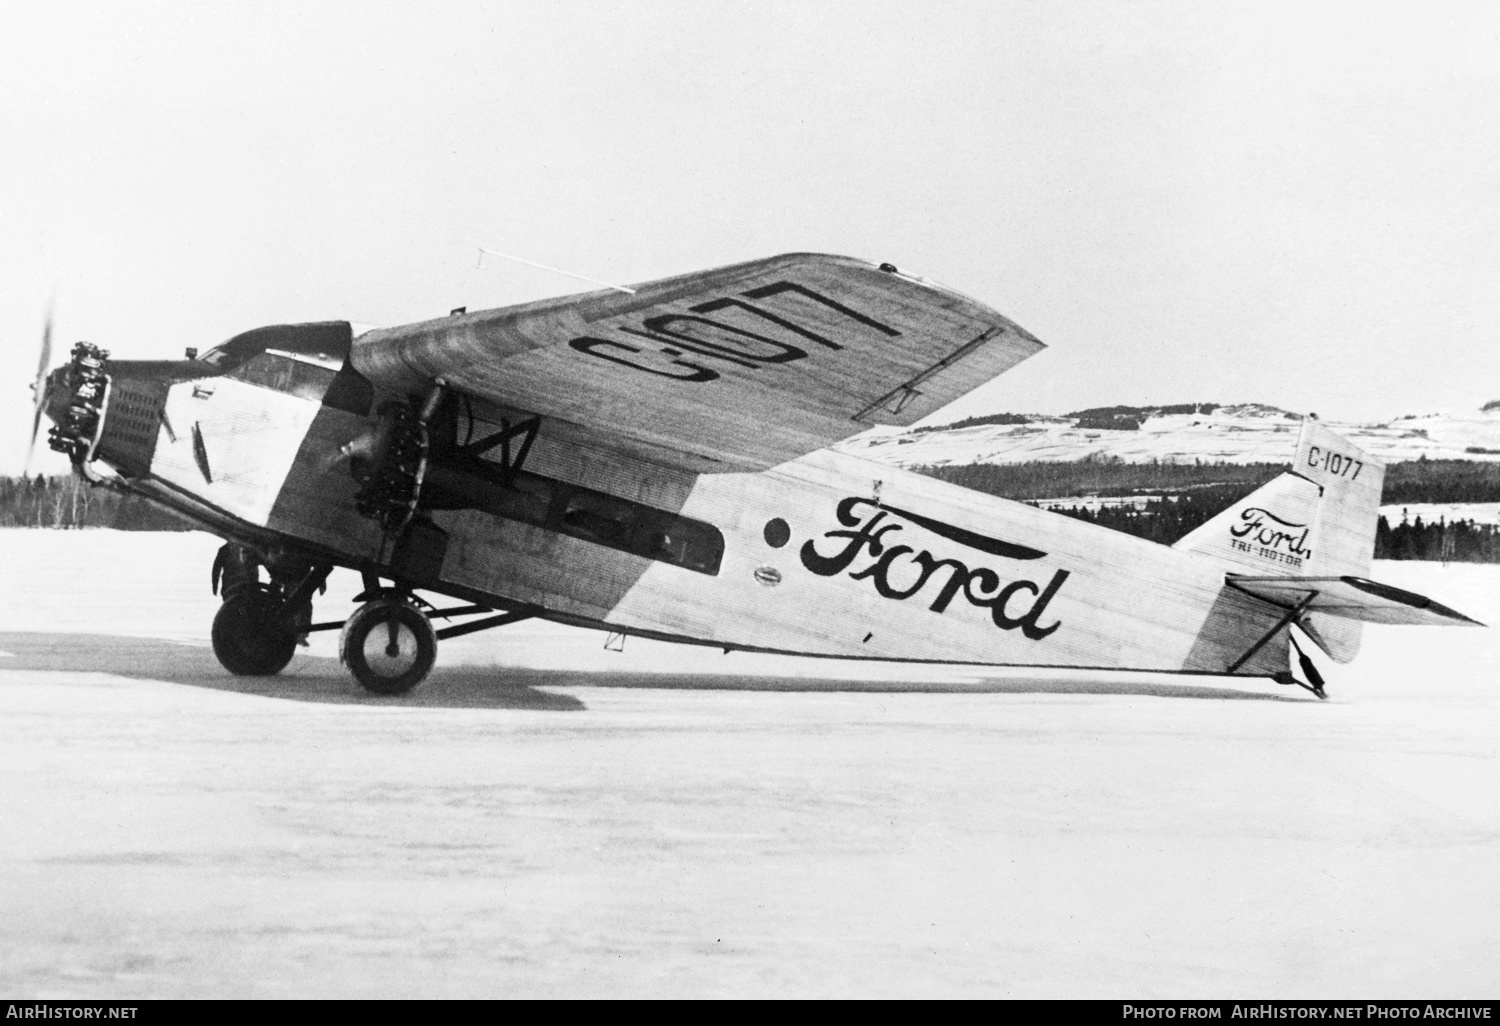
[798,496,1070,640]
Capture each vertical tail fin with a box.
[1291,419,1384,578]
[1173,418,1384,662]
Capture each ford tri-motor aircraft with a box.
[31,253,1480,698]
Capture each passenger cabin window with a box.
[225,351,338,402]
[555,483,723,574]
[485,472,552,526]
[562,491,636,548]
[458,465,724,575]
[632,512,723,574]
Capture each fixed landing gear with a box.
[212,592,301,675]
[339,596,437,695]
[209,543,326,678]
[207,544,538,694]
[331,573,539,696]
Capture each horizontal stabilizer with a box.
[1226,574,1483,627]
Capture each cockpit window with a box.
[225,351,338,401]
[198,321,353,371]
[197,339,259,370]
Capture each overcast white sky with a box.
[3,0,1499,475]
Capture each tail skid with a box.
[1287,631,1327,699]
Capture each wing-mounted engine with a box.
[351,397,433,538]
[346,382,722,583]
[349,383,543,542]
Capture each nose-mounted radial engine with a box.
[30,321,548,696]
[43,342,111,468]
[40,337,196,484]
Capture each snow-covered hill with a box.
[836,403,1500,468]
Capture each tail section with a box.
[1174,419,1383,662]
[1290,419,1385,579]
[1173,418,1383,577]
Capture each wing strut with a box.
[462,414,541,481]
[1227,592,1317,674]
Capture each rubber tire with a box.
[340,598,437,695]
[212,593,298,676]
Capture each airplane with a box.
[29,252,1482,699]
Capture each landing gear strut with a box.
[209,544,328,677]
[330,577,539,696]
[206,544,539,694]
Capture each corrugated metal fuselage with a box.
[119,372,1290,678]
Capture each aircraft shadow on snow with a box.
[0,631,1306,707]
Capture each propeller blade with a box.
[24,307,55,475]
[317,429,379,474]
[36,306,52,382]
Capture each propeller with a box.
[318,427,381,475]
[23,306,54,476]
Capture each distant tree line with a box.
[1043,493,1500,562]
[0,476,191,530]
[911,412,1034,433]
[1066,403,1221,419]
[1039,484,1258,545]
[916,458,1500,563]
[1072,414,1143,431]
[921,457,1500,504]
[921,458,1285,501]
[1376,513,1500,562]
[1382,458,1500,504]
[915,403,1223,434]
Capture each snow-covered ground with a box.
[839,404,1500,469]
[0,530,1496,998]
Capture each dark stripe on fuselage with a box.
[875,502,1046,561]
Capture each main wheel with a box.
[212,593,298,676]
[340,598,437,695]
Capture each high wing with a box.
[351,253,1044,471]
[1226,574,1484,626]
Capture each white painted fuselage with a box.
[132,370,1291,678]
